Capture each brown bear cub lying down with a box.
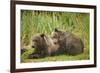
[29,28,84,58]
[29,33,59,58]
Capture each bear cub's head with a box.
[32,33,46,49]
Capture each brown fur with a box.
[30,33,59,58]
[51,28,84,55]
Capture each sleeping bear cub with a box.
[51,28,84,55]
[29,33,59,58]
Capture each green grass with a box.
[20,10,90,63]
[21,47,89,63]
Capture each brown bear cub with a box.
[29,33,59,58]
[51,28,84,55]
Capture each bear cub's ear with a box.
[54,28,59,32]
[40,33,45,37]
[54,28,63,33]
